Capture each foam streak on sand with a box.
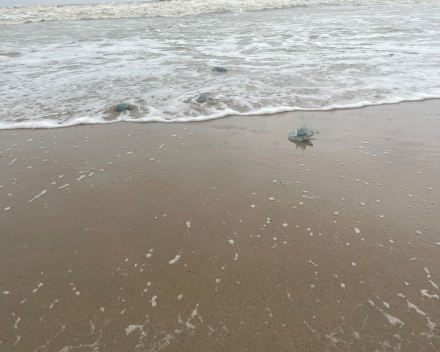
[169,255,181,264]
[28,190,47,203]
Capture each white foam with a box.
[169,255,181,264]
[14,317,21,329]
[151,295,157,307]
[421,289,439,299]
[28,190,46,202]
[429,280,438,290]
[2,0,440,26]
[125,324,143,335]
[371,299,405,326]
[354,227,361,234]
[1,3,440,129]
[228,239,234,245]
[407,301,426,316]
[382,312,404,326]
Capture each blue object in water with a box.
[117,103,130,112]
[196,94,208,103]
[212,67,227,72]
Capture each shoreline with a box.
[1,99,440,351]
[1,97,440,130]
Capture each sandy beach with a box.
[1,100,440,351]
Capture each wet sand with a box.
[1,100,440,351]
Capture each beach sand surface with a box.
[1,100,440,351]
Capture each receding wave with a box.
[0,0,439,25]
[1,3,440,129]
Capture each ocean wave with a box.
[1,3,440,129]
[1,0,439,25]
[0,95,439,130]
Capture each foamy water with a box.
[2,0,439,25]
[0,2,440,129]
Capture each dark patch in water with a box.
[0,51,21,57]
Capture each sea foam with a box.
[1,0,439,25]
[0,3,440,129]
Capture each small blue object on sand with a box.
[288,127,314,142]
[212,67,227,72]
[117,103,130,112]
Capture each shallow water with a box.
[0,2,440,129]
